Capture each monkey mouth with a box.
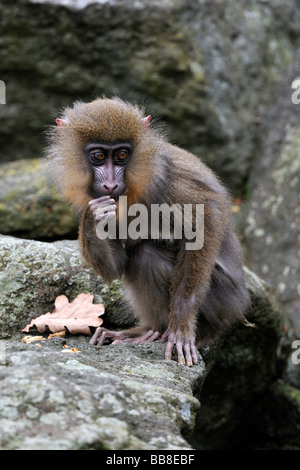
[92,189,122,202]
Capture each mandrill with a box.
[46,97,250,366]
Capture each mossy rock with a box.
[0,159,77,240]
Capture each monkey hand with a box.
[88,196,117,224]
[162,327,198,367]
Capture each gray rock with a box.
[0,236,300,450]
[0,233,296,449]
[243,50,300,335]
[0,159,77,239]
[1,0,299,191]
[0,338,204,450]
[0,235,134,339]
[0,233,204,449]
[191,267,293,450]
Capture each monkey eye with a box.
[115,149,129,163]
[90,150,106,162]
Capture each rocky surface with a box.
[0,339,204,450]
[0,159,77,240]
[1,234,298,450]
[0,0,299,451]
[242,51,300,335]
[1,0,300,191]
[0,234,204,450]
[0,235,134,340]
[191,267,288,449]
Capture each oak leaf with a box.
[22,293,104,335]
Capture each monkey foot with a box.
[161,328,198,367]
[89,327,161,347]
[90,326,199,367]
[114,330,161,345]
[90,327,125,347]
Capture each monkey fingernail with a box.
[89,327,102,345]
[165,350,172,361]
[191,348,198,364]
[184,350,193,366]
[178,356,186,365]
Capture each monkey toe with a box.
[89,326,102,345]
[89,326,162,348]
[111,330,161,345]
[132,330,161,344]
[89,327,125,347]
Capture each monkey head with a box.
[46,98,152,210]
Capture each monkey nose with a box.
[102,183,119,195]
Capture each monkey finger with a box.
[90,199,117,208]
[165,333,175,360]
[95,214,110,224]
[88,196,112,205]
[92,203,117,216]
[89,202,117,216]
[183,343,193,367]
[95,210,117,223]
[190,341,198,365]
[175,340,186,366]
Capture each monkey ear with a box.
[55,118,69,127]
[142,115,151,130]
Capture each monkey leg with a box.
[193,256,250,348]
[89,326,161,347]
[160,328,198,367]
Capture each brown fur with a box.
[46,97,158,213]
[46,97,250,364]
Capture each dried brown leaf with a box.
[22,335,45,344]
[48,331,66,339]
[22,293,104,335]
[61,347,80,354]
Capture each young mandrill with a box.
[46,97,250,366]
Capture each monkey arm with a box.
[79,205,128,284]
[166,195,228,365]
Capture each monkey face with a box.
[84,142,132,200]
